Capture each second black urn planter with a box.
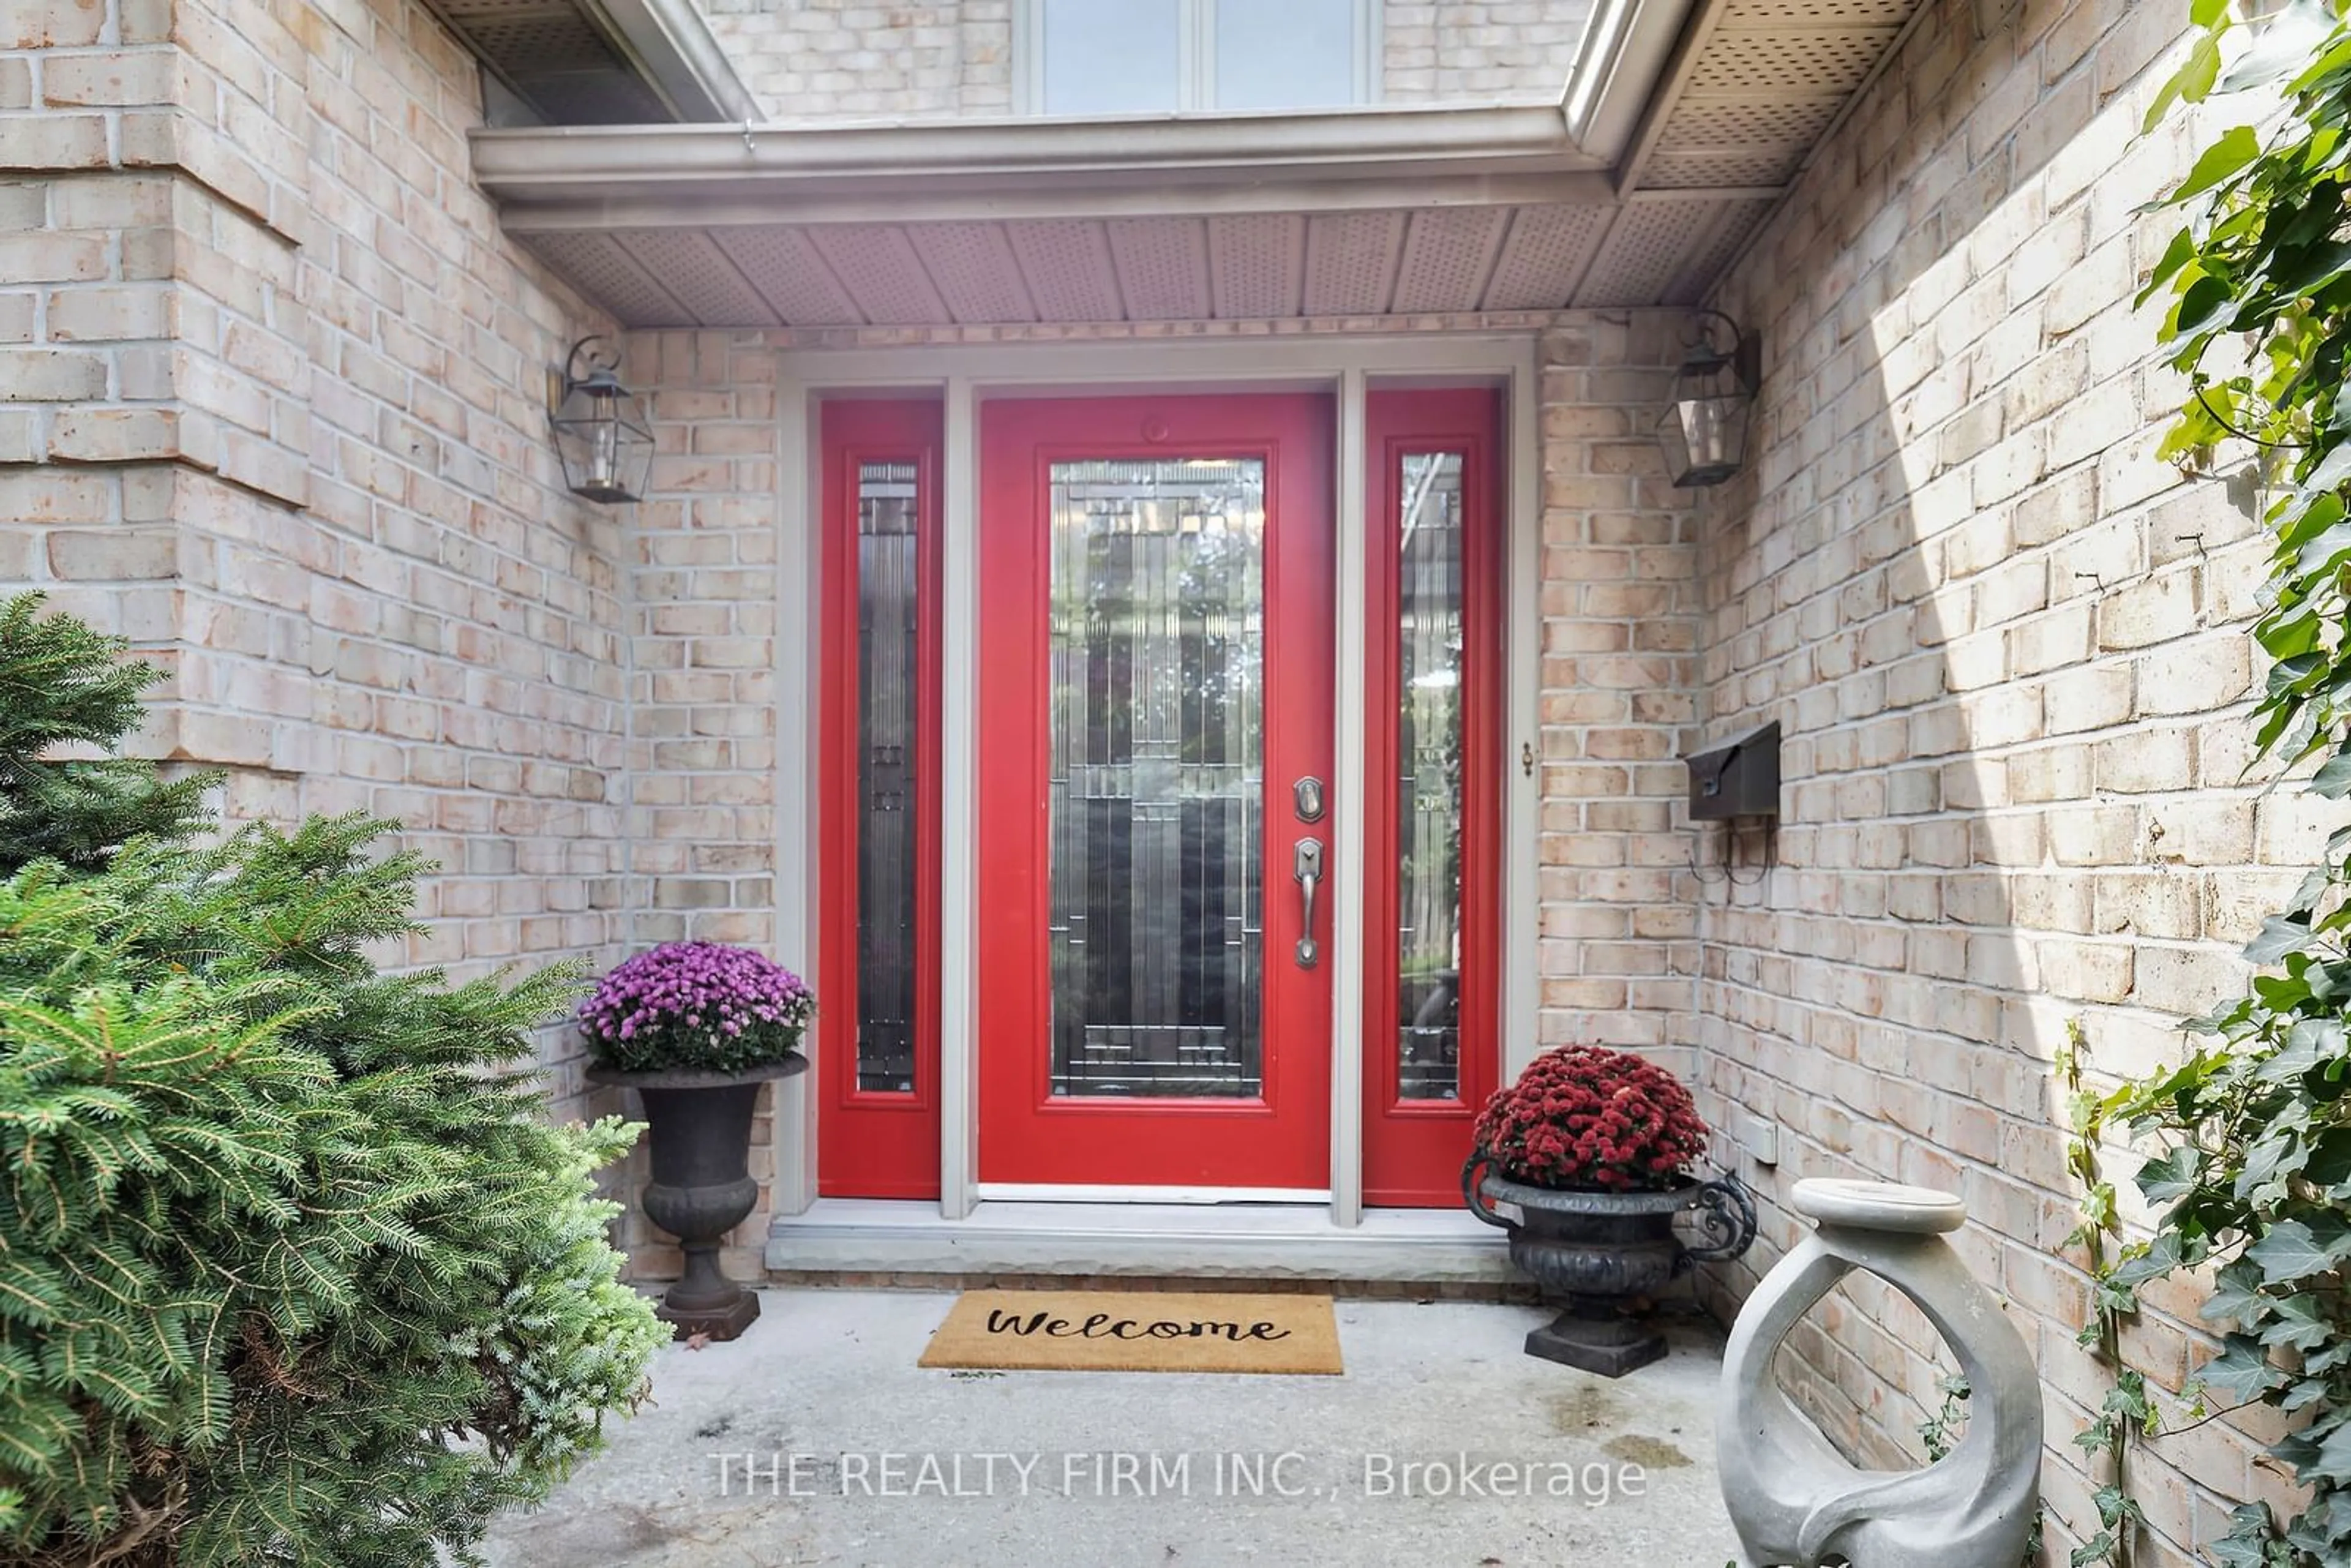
[1465,1157,1757,1376]
[590,1054,807,1342]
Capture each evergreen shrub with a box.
[0,595,667,1566]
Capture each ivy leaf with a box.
[2201,1260,2267,1328]
[2247,913,2317,964]
[2134,1144,2201,1206]
[2239,1129,2304,1204]
[2091,1271,2142,1324]
[2149,32,2227,132]
[2259,609,2325,660]
[2110,1232,2183,1289]
[2255,967,2316,1012]
[2221,1,2341,95]
[2260,1293,2335,1351]
[2282,489,2347,548]
[2212,1504,2282,1567]
[2285,1372,2341,1410]
[2294,1457,2351,1523]
[2070,1531,2117,1568]
[2289,35,2351,96]
[2310,1128,2351,1189]
[2314,752,2351,798]
[2197,1335,2287,1403]
[2176,272,2241,336]
[2301,438,2351,499]
[2177,127,2264,201]
[2140,227,2202,306]
[2107,1370,2157,1434]
[2257,1016,2347,1080]
[2248,1216,2351,1283]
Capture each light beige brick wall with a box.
[1534,315,1704,1081]
[1384,1,1591,102]
[696,0,1014,118]
[607,328,787,1283]
[628,330,784,953]
[691,0,1586,119]
[2,0,632,1127]
[1692,0,2296,1556]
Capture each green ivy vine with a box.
[2061,1021,2153,1566]
[2123,1,2351,1561]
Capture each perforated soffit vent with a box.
[422,0,752,126]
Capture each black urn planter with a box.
[1464,1155,1757,1377]
[589,1054,808,1342]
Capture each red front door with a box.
[977,394,1335,1188]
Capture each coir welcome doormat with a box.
[918,1289,1343,1375]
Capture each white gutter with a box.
[593,0,760,124]
[477,101,1603,184]
[1565,0,1701,165]
[475,100,1615,225]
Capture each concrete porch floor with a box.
[482,1288,1742,1567]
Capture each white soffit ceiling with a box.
[424,0,756,126]
[520,204,1764,328]
[480,0,1923,327]
[1625,0,1918,192]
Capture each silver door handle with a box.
[1293,837,1324,969]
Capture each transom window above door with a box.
[1020,0,1374,116]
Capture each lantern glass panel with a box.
[1660,353,1752,488]
[1660,395,1749,487]
[553,378,654,503]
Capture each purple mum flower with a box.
[579,940,816,1074]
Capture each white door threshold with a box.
[765,1199,1517,1285]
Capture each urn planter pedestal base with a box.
[1524,1299,1668,1377]
[588,1056,808,1344]
[653,1258,762,1342]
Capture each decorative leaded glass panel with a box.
[856,461,919,1093]
[1046,458,1265,1098]
[1396,452,1464,1101]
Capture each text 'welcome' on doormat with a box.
[918,1289,1343,1375]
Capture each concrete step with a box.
[766,1198,1521,1286]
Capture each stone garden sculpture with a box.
[1717,1179,2041,1568]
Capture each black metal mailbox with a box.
[1685,721,1780,820]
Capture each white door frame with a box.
[770,332,1542,1226]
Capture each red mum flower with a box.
[1472,1045,1709,1191]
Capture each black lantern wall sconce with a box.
[549,336,653,504]
[1658,310,1761,489]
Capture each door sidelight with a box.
[1293,837,1325,970]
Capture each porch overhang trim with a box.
[474,0,1927,326]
